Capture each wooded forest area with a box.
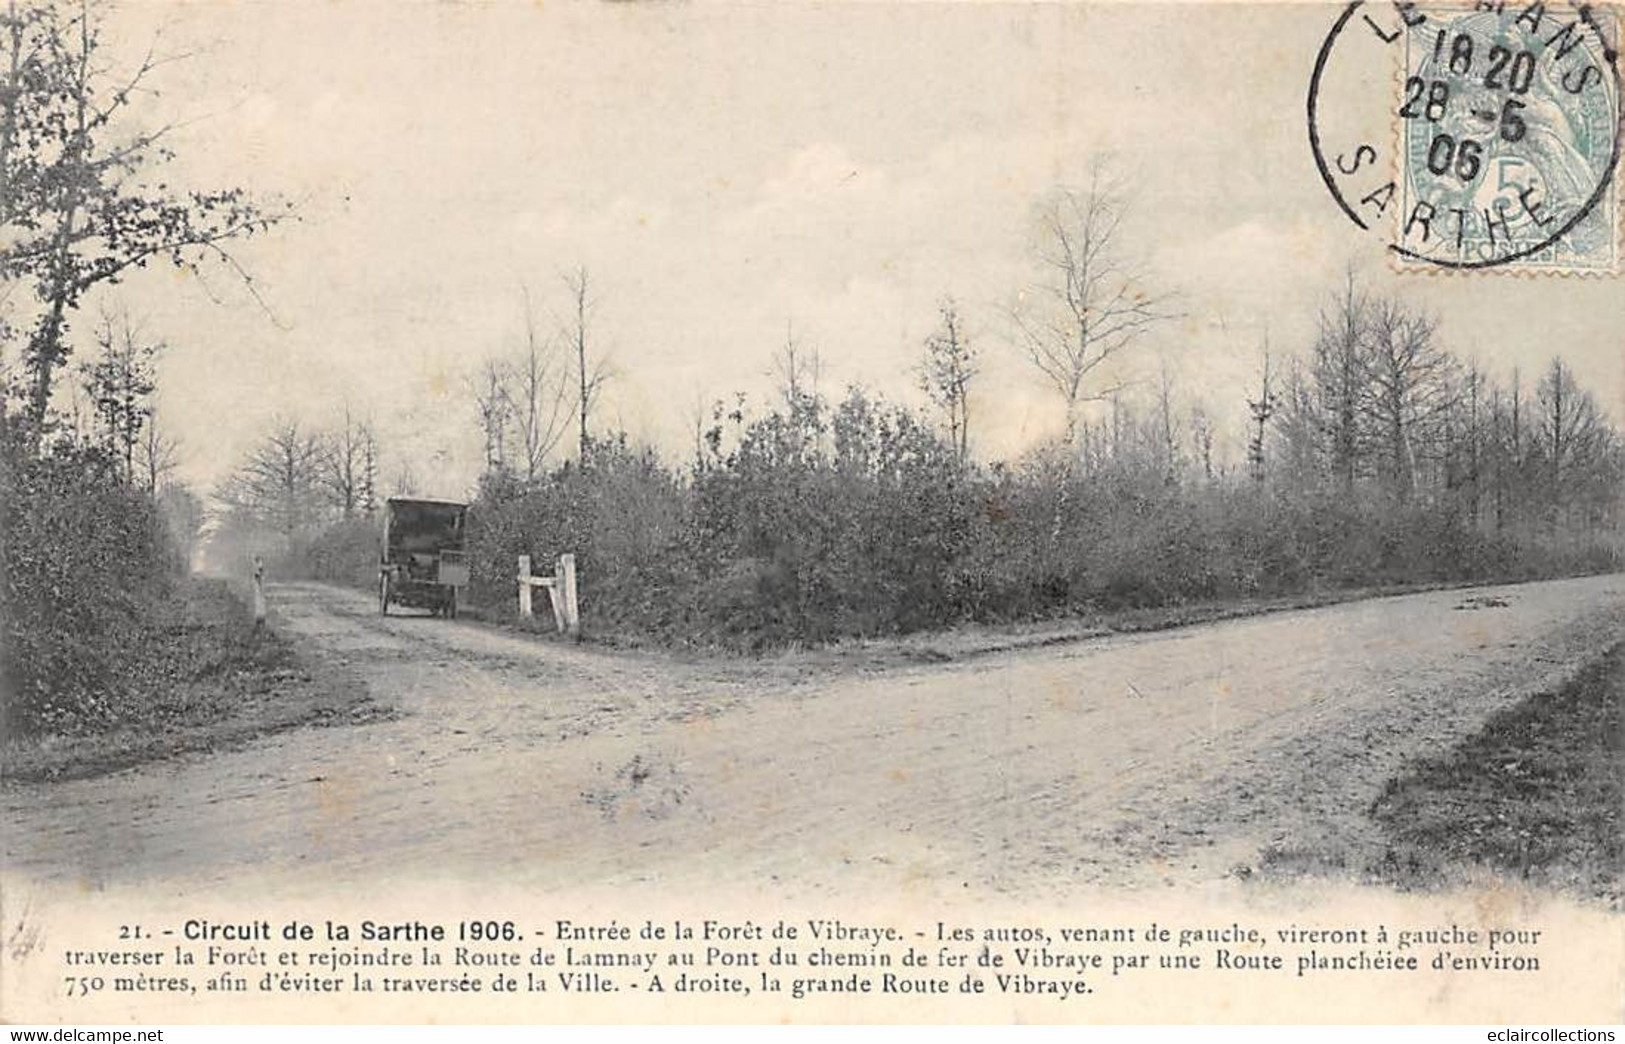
[2,0,1621,744]
[220,247,1624,649]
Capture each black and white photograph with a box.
[1,0,1621,1027]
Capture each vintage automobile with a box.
[379,497,471,618]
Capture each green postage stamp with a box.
[1394,2,1621,272]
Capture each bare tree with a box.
[1152,358,1180,484]
[1274,356,1326,491]
[1246,339,1277,483]
[1450,359,1487,523]
[357,421,378,517]
[768,319,823,452]
[389,459,418,498]
[1362,296,1455,502]
[471,356,510,473]
[1311,268,1370,493]
[319,402,370,519]
[685,385,709,470]
[1536,356,1604,526]
[562,266,610,461]
[136,412,180,492]
[919,297,977,464]
[1188,400,1215,481]
[769,319,822,407]
[214,419,326,544]
[502,287,572,482]
[79,306,158,483]
[1011,161,1176,449]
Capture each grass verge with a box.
[399,577,1614,684]
[2,577,392,785]
[1366,641,1624,905]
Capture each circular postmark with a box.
[1308,0,1622,272]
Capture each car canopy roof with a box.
[384,498,467,552]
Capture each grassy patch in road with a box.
[1366,642,1624,905]
[2,578,391,785]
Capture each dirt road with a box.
[7,575,1623,898]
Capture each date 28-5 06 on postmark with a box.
[1309,1,1622,274]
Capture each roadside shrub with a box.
[298,518,379,590]
[466,436,696,639]
[1,430,178,736]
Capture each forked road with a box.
[7,575,1623,898]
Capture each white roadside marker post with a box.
[559,553,579,639]
[252,556,267,629]
[517,553,580,640]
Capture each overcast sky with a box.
[85,1,1622,499]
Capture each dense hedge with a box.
[442,395,1615,650]
[1,430,183,735]
[296,518,381,590]
[282,386,1620,651]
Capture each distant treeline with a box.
[207,156,1623,650]
[253,276,1622,650]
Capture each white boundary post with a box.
[559,553,579,639]
[545,576,565,633]
[252,555,267,628]
[518,553,577,637]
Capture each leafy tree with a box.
[0,0,287,440]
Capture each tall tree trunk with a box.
[0,0,25,225]
[573,268,590,462]
[26,2,92,434]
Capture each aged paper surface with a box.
[2,0,1622,1026]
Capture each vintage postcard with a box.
[2,0,1621,1027]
